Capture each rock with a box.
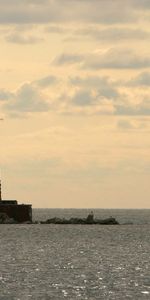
[42,215,119,225]
[95,217,119,225]
[86,211,94,224]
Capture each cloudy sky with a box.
[0,0,150,208]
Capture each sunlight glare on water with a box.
[0,209,150,299]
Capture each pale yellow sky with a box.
[0,0,150,208]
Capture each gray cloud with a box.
[127,72,150,86]
[130,0,150,9]
[53,53,83,65]
[70,75,119,99]
[54,48,150,70]
[115,99,150,116]
[70,86,118,108]
[4,83,49,113]
[0,4,60,24]
[1,74,150,117]
[117,108,150,116]
[35,75,58,88]
[98,86,119,99]
[0,0,139,24]
[82,48,150,70]
[0,73,60,116]
[75,27,150,42]
[0,89,12,100]
[68,77,150,115]
[70,75,111,87]
[71,90,95,106]
[6,33,43,44]
[117,119,148,130]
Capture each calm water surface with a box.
[0,209,150,299]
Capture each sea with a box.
[0,209,150,300]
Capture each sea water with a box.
[0,209,150,299]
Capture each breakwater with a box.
[0,211,119,224]
[40,216,119,225]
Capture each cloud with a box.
[63,88,116,115]
[70,75,111,87]
[117,119,149,130]
[0,73,60,116]
[52,48,150,70]
[130,0,150,9]
[67,75,120,109]
[0,4,58,24]
[5,33,43,44]
[75,27,150,42]
[70,75,119,99]
[35,75,58,88]
[70,87,117,108]
[82,48,150,70]
[53,53,83,65]
[115,97,150,116]
[98,86,119,99]
[4,83,50,114]
[71,90,95,106]
[0,89,12,100]
[68,79,150,116]
[127,72,150,86]
[0,0,138,25]
[1,73,150,117]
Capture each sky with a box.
[0,0,150,208]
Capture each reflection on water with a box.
[0,209,150,299]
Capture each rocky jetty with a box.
[0,211,119,225]
[40,214,119,225]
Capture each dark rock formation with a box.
[0,210,119,225]
[41,215,119,225]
